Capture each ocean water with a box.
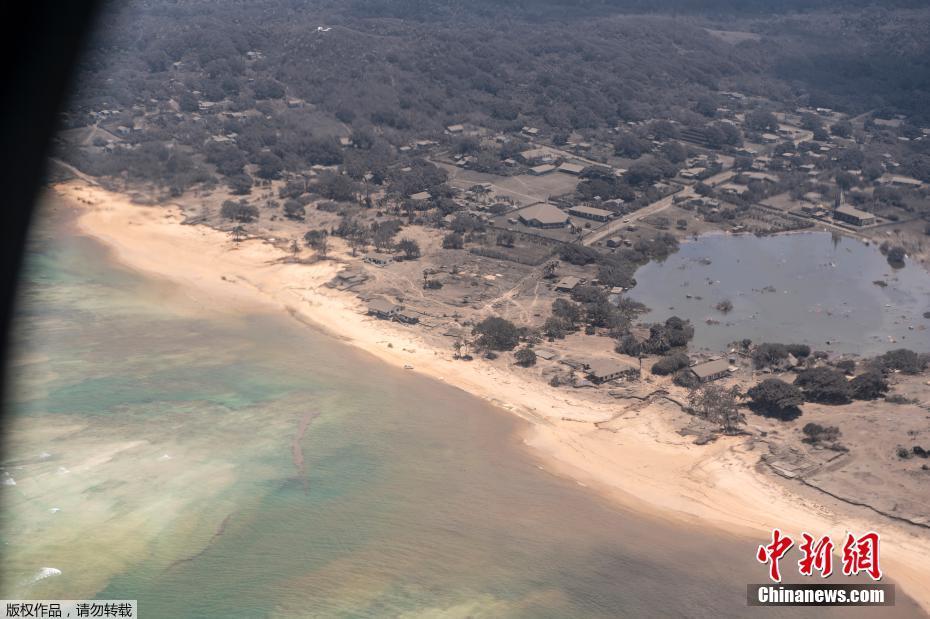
[1,197,922,617]
[629,232,930,356]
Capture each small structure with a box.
[367,298,400,319]
[364,253,394,267]
[518,148,554,165]
[568,205,613,222]
[558,162,586,176]
[522,126,540,137]
[555,276,583,293]
[878,174,923,189]
[529,164,557,176]
[409,191,431,202]
[446,124,465,134]
[584,358,639,384]
[834,204,876,227]
[395,309,420,325]
[516,203,570,229]
[688,359,730,383]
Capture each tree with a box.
[830,120,853,138]
[802,423,843,449]
[715,299,733,314]
[794,367,852,404]
[473,316,521,351]
[747,379,803,420]
[689,385,744,435]
[886,245,906,268]
[231,224,245,245]
[442,232,464,249]
[283,199,306,221]
[496,231,515,247]
[745,110,779,133]
[651,352,689,375]
[514,347,537,367]
[256,152,284,180]
[752,343,789,369]
[877,348,926,374]
[397,238,421,260]
[850,370,889,400]
[220,200,259,223]
[304,229,329,258]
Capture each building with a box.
[558,162,586,176]
[834,204,876,227]
[518,148,555,165]
[367,298,400,319]
[529,164,557,176]
[409,191,431,202]
[568,205,613,222]
[364,253,394,267]
[688,359,731,383]
[584,358,639,384]
[555,276,583,292]
[522,126,540,137]
[516,203,570,228]
[878,174,923,189]
[446,124,465,134]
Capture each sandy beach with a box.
[55,179,930,611]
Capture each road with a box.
[582,185,694,246]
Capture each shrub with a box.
[802,423,843,448]
[794,367,852,404]
[514,347,537,367]
[747,378,804,420]
[473,316,521,351]
[442,232,464,249]
[651,353,689,376]
[752,343,789,369]
[850,370,889,400]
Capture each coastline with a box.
[53,179,930,611]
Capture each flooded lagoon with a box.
[629,232,930,356]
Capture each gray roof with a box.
[690,359,730,379]
[368,298,399,314]
[585,357,636,378]
[569,205,613,218]
[517,203,569,226]
[835,205,874,220]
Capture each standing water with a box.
[1,197,922,617]
[629,232,930,355]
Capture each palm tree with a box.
[232,225,245,246]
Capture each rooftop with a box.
[690,359,730,379]
[517,202,570,226]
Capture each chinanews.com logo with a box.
[747,529,895,607]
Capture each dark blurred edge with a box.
[0,2,105,415]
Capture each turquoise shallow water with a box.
[1,197,922,618]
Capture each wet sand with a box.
[54,179,930,612]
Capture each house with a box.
[409,191,431,202]
[368,298,400,319]
[679,167,706,180]
[446,124,465,134]
[555,276,583,292]
[558,162,586,176]
[529,164,557,176]
[568,205,613,222]
[878,174,923,189]
[688,359,731,383]
[742,172,778,184]
[584,358,639,384]
[522,126,540,137]
[833,205,876,227]
[364,253,394,267]
[516,203,570,228]
[518,148,554,165]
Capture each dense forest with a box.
[57,0,930,192]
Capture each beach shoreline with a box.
[53,179,930,612]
